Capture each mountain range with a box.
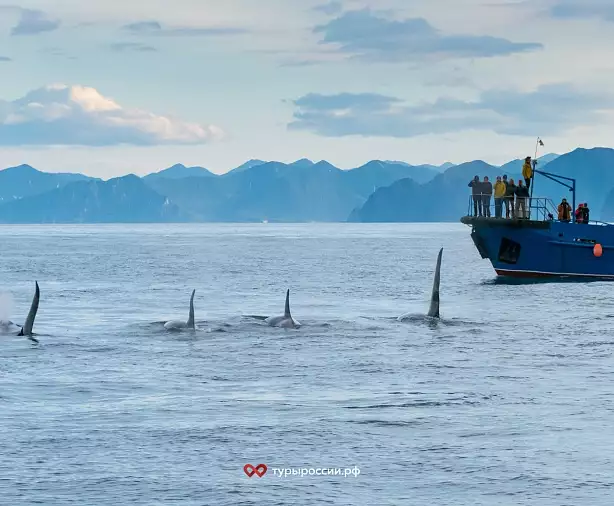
[0,158,439,223]
[0,149,611,223]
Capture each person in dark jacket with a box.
[504,177,516,218]
[582,203,590,224]
[468,175,483,216]
[515,180,530,219]
[482,176,493,217]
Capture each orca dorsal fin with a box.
[284,289,291,318]
[187,289,195,329]
[427,249,443,318]
[22,281,40,336]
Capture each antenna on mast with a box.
[529,137,544,218]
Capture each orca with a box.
[0,282,40,342]
[398,248,443,321]
[265,289,301,328]
[164,289,196,331]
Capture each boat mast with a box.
[529,137,541,219]
[530,138,576,223]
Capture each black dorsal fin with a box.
[284,289,291,318]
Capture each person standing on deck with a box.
[468,175,483,217]
[575,204,584,223]
[515,180,529,218]
[482,176,493,217]
[505,178,517,218]
[493,176,506,218]
[522,157,533,189]
[582,203,590,224]
[557,198,571,222]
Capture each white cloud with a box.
[0,84,224,146]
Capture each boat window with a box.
[573,238,596,244]
[498,237,521,264]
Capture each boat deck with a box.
[460,216,551,229]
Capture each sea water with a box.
[1,223,613,505]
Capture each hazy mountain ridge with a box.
[1,150,611,223]
[0,158,437,223]
[144,159,438,222]
[0,174,185,223]
[142,163,215,181]
[0,164,97,202]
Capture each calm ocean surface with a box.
[1,223,613,505]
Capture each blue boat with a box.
[461,164,614,279]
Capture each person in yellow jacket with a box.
[522,156,533,189]
[493,176,506,218]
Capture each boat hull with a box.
[461,216,614,279]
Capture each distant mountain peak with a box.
[2,163,39,173]
[385,161,454,172]
[144,163,214,180]
[230,159,267,173]
[384,160,411,166]
[356,160,389,170]
[313,160,339,170]
[290,158,315,168]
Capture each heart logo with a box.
[243,463,267,478]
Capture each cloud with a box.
[0,56,11,62]
[288,85,614,138]
[313,9,542,62]
[313,1,343,15]
[109,42,157,53]
[0,84,223,146]
[122,20,246,36]
[10,8,60,36]
[280,59,324,67]
[550,0,614,21]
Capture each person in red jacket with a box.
[575,204,584,223]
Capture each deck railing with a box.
[465,195,558,221]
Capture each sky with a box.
[1,0,614,177]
